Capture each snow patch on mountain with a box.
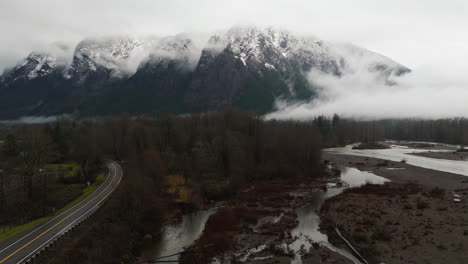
[0,52,63,85]
[265,63,276,70]
[204,26,340,74]
[200,26,409,79]
[141,35,202,70]
[67,34,202,84]
[68,37,143,83]
[25,53,57,79]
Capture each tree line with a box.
[312,115,468,147]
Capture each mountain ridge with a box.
[0,26,410,118]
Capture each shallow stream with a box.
[289,167,389,264]
[144,206,217,262]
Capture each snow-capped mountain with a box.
[185,26,409,110]
[68,37,143,85]
[139,35,200,71]
[0,26,410,118]
[204,26,408,78]
[0,52,63,86]
[209,26,340,73]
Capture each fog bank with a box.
[267,65,468,120]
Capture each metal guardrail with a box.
[0,162,121,264]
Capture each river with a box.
[326,142,468,176]
[289,167,389,264]
[142,206,218,262]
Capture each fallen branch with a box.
[335,226,368,264]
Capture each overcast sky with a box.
[1,0,467,72]
[1,0,467,119]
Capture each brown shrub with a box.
[415,198,430,210]
[426,187,446,199]
[344,183,421,197]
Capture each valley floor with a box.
[179,174,355,264]
[177,152,468,263]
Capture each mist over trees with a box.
[312,115,468,147]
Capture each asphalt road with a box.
[0,160,123,264]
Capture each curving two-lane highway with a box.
[0,160,123,264]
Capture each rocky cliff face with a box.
[0,26,410,118]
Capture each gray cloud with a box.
[267,63,468,120]
[1,0,467,72]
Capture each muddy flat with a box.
[321,152,468,264]
[320,182,468,264]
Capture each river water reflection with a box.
[147,206,217,262]
[290,167,389,264]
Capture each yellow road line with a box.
[0,164,118,263]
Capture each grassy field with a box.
[165,174,192,203]
[164,173,230,206]
[0,171,107,242]
[0,216,52,242]
[45,162,80,179]
[54,172,106,215]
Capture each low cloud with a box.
[267,64,468,120]
[0,115,71,124]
